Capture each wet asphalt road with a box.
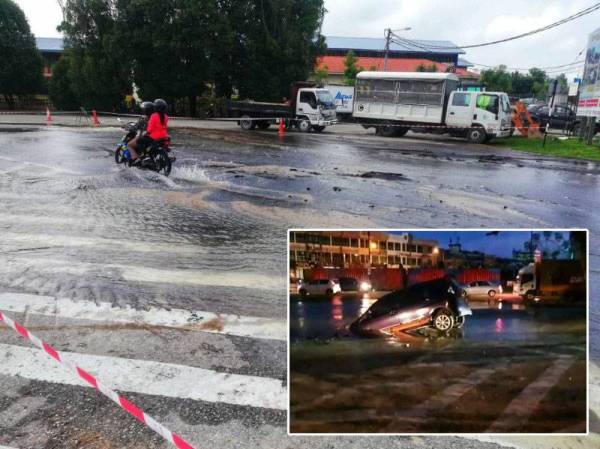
[289,296,586,433]
[0,123,598,448]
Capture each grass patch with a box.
[489,135,600,161]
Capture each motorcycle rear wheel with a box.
[152,148,172,176]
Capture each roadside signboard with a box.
[578,27,600,116]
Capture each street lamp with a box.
[383,26,412,71]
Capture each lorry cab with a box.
[294,88,337,132]
[446,91,512,142]
[514,264,536,301]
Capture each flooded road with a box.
[0,124,598,448]
[290,295,586,433]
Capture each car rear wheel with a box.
[488,290,496,297]
[432,310,454,332]
[325,288,333,297]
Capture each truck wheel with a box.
[297,119,312,133]
[239,115,256,131]
[376,123,397,138]
[467,126,487,143]
[312,125,325,133]
[396,128,408,137]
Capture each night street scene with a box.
[289,230,587,434]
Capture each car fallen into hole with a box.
[349,278,472,336]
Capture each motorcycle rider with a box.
[130,99,169,166]
[127,101,154,165]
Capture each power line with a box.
[390,35,586,73]
[392,2,600,50]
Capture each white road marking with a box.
[0,293,285,341]
[0,343,286,410]
[2,257,283,291]
[486,357,576,432]
[383,367,495,430]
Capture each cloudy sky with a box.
[15,0,600,79]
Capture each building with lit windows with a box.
[289,231,440,270]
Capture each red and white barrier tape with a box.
[0,311,195,449]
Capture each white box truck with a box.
[352,72,512,143]
[324,84,355,120]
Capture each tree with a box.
[416,63,438,72]
[343,51,364,86]
[58,0,132,110]
[0,0,43,108]
[480,66,512,93]
[313,64,329,85]
[115,0,211,115]
[49,55,78,109]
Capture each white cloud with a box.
[14,0,63,37]
[322,0,599,76]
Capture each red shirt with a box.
[147,112,169,140]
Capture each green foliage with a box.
[0,0,43,107]
[343,51,364,86]
[313,65,329,85]
[480,65,564,99]
[55,0,326,109]
[491,136,600,161]
[56,0,132,110]
[48,55,78,109]
[416,63,438,72]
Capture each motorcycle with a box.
[114,120,175,176]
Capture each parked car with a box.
[349,278,472,336]
[297,279,341,297]
[338,277,372,292]
[530,105,576,131]
[526,103,546,115]
[463,280,503,300]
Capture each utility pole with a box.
[383,27,411,72]
[383,28,392,71]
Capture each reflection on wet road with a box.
[290,295,586,433]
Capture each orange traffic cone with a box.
[92,109,100,127]
[278,118,285,136]
[46,107,52,125]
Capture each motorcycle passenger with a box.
[132,99,169,165]
[127,101,154,165]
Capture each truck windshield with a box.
[476,94,499,114]
[316,91,335,109]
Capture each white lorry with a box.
[227,82,337,133]
[324,84,355,120]
[352,72,512,143]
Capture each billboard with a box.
[579,27,600,116]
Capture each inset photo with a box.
[288,230,588,434]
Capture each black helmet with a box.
[140,101,154,117]
[154,98,168,113]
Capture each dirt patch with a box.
[60,431,115,449]
[192,316,225,332]
[164,190,215,210]
[358,171,410,181]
